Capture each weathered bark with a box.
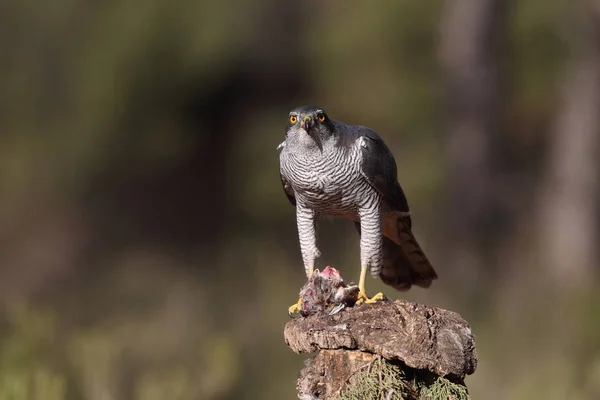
[285,300,477,399]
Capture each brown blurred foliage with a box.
[1,0,599,399]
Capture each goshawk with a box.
[278,106,437,315]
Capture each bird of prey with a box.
[278,106,437,316]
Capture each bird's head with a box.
[285,106,334,147]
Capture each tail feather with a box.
[379,216,437,291]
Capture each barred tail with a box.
[379,216,437,291]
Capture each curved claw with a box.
[326,303,346,316]
[288,298,303,318]
[355,291,385,305]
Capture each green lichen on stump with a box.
[416,374,470,400]
[336,355,470,400]
[336,356,413,400]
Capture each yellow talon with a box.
[356,291,385,305]
[355,264,385,305]
[288,297,303,318]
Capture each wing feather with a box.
[280,173,296,206]
[358,129,410,218]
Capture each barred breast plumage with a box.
[280,137,379,219]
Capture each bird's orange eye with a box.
[289,115,298,124]
[317,113,326,122]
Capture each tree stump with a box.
[284,299,477,399]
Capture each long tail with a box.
[379,216,437,291]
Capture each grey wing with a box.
[357,129,437,289]
[358,129,410,217]
[280,173,296,206]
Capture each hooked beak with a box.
[302,116,313,132]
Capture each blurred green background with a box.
[1,0,600,399]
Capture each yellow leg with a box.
[288,265,315,317]
[356,264,384,305]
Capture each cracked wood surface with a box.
[284,299,477,380]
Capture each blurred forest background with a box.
[1,0,600,399]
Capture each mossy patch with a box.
[337,356,470,400]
